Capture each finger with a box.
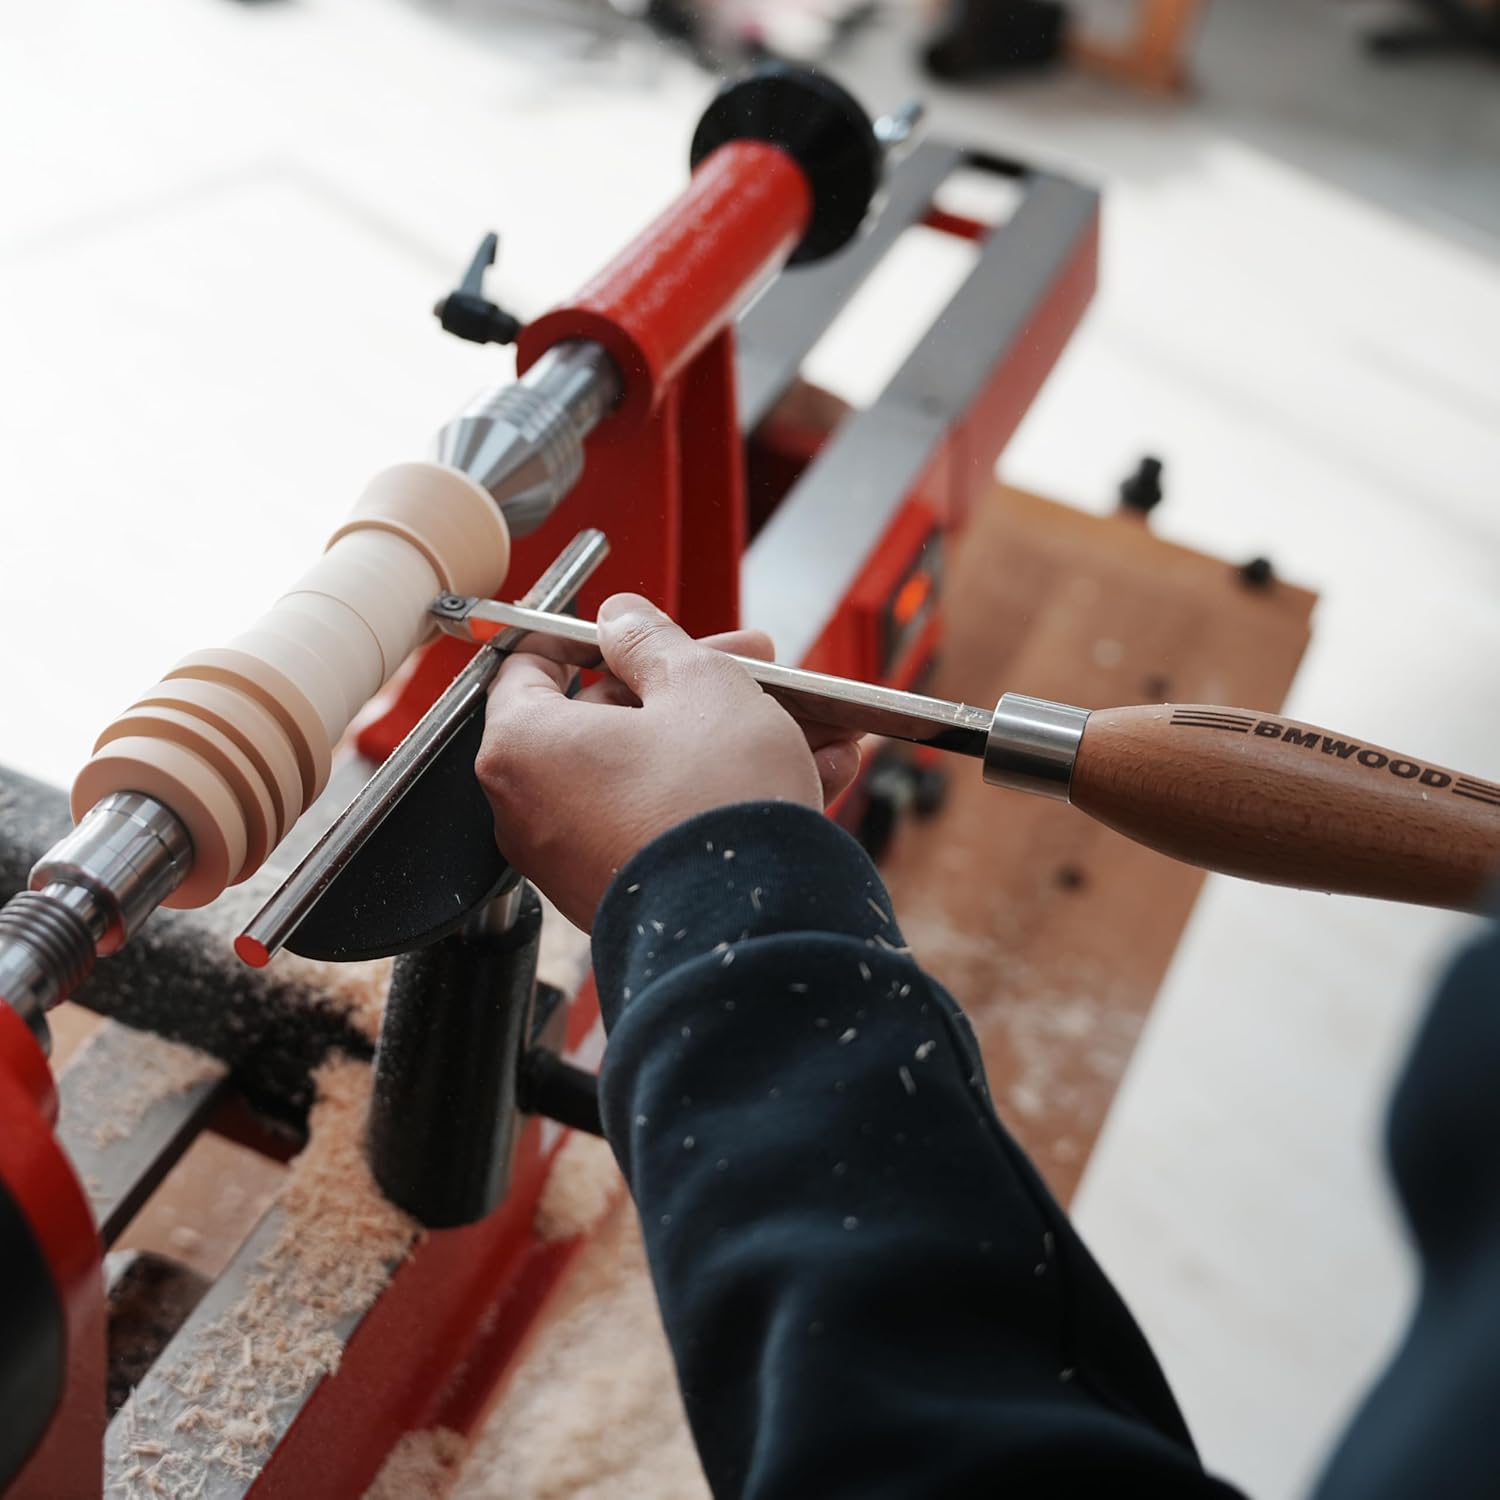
[574,674,640,708]
[689,624,868,754]
[697,628,774,663]
[814,739,863,806]
[596,593,744,702]
[505,629,603,672]
[799,717,862,753]
[489,650,572,704]
[477,653,575,793]
[753,692,862,754]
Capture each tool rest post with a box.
[71,462,511,909]
[368,885,545,1229]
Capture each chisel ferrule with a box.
[982,693,1090,801]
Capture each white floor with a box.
[3,3,1498,1496]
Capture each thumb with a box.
[596,593,702,701]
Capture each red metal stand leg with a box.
[0,1009,104,1500]
[675,331,746,637]
[509,387,684,622]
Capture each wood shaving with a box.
[364,1428,468,1500]
[107,1057,416,1498]
[270,1054,417,1307]
[896,913,1143,1124]
[535,890,592,997]
[534,1133,621,1245]
[167,1225,204,1256]
[63,1025,224,1148]
[269,954,393,1042]
[207,872,394,1041]
[451,1206,708,1500]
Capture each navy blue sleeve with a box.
[591,801,1243,1499]
[1311,909,1500,1500]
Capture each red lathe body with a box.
[0,65,1098,1497]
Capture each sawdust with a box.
[364,1428,469,1500]
[203,868,396,1040]
[898,909,1143,1125]
[270,954,393,1042]
[451,1205,707,1500]
[166,1225,204,1256]
[272,1053,416,1292]
[107,1056,417,1498]
[534,1132,621,1245]
[994,974,1143,1122]
[535,891,592,997]
[62,1024,225,1148]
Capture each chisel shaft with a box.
[430,598,996,756]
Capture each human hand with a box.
[476,594,863,930]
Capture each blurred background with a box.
[2,2,1498,1495]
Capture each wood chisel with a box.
[433,594,1500,914]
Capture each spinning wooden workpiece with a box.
[75,465,512,909]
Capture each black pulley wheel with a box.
[690,63,881,265]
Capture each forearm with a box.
[593,802,1242,1500]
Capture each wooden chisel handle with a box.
[1068,704,1500,912]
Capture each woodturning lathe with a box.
[1,50,1494,1492]
[0,64,1011,1495]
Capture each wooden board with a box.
[882,484,1313,1201]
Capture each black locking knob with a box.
[434,232,523,346]
[1119,455,1165,514]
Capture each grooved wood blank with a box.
[72,463,510,907]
